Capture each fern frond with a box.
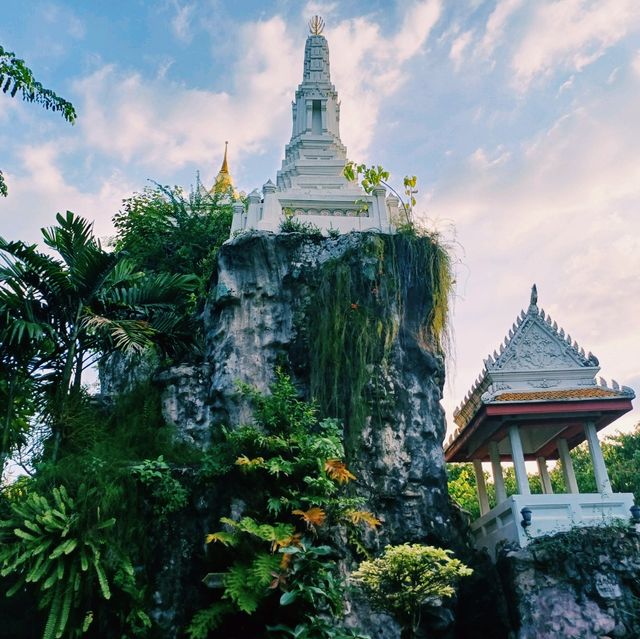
[56,577,75,638]
[249,553,281,589]
[223,565,261,614]
[187,602,233,639]
[205,531,239,546]
[42,580,63,639]
[93,558,111,600]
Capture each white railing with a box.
[471,492,636,559]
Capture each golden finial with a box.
[309,15,325,36]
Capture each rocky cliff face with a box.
[204,231,453,546]
[100,229,507,638]
[497,526,640,639]
[200,231,503,638]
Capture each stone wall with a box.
[497,526,640,639]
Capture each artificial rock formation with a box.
[498,526,640,639]
[200,229,507,639]
[99,229,507,638]
[206,230,452,545]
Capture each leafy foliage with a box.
[0,483,148,639]
[0,44,76,197]
[190,371,375,638]
[131,456,188,518]
[0,211,198,466]
[279,209,323,238]
[112,181,234,293]
[0,381,194,637]
[344,162,416,227]
[351,544,472,638]
[308,232,453,443]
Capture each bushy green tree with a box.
[112,182,235,292]
[351,543,472,639]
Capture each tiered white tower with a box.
[230,17,397,235]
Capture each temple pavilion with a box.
[230,16,397,236]
[445,285,636,558]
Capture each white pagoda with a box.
[230,17,397,235]
[445,285,636,558]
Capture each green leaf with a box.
[279,590,298,606]
[93,558,111,600]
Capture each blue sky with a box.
[1,0,639,436]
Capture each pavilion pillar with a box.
[537,456,553,494]
[508,425,530,495]
[557,438,579,494]
[473,459,490,516]
[584,421,612,495]
[489,441,507,504]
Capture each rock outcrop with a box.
[205,231,453,546]
[497,526,640,639]
[99,229,509,638]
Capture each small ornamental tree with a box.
[351,543,472,639]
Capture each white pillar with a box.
[584,421,612,495]
[537,456,553,494]
[557,438,579,494]
[489,441,507,504]
[473,459,490,516]
[509,425,530,495]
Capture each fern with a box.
[0,484,135,639]
[249,553,281,589]
[223,564,261,614]
[187,602,233,639]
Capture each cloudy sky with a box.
[1,0,639,438]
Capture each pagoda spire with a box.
[213,141,236,195]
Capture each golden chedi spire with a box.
[212,141,237,197]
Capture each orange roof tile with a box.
[494,388,621,402]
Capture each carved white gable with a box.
[492,315,588,372]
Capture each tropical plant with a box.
[0,483,149,639]
[112,180,235,291]
[189,371,377,638]
[344,162,417,227]
[279,208,323,238]
[0,44,76,196]
[131,455,188,518]
[0,211,199,464]
[351,543,473,639]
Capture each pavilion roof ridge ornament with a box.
[309,15,325,36]
[487,284,599,373]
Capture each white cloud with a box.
[172,2,195,43]
[70,3,442,172]
[433,78,640,432]
[42,3,86,40]
[1,142,135,244]
[393,0,442,62]
[303,1,338,19]
[323,0,441,158]
[72,16,298,174]
[478,0,524,56]
[511,0,640,90]
[449,31,472,70]
[632,50,640,76]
